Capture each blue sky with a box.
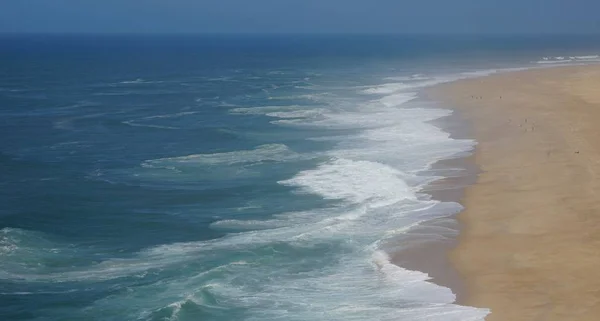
[1,0,599,34]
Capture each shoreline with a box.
[389,99,479,304]
[427,64,600,320]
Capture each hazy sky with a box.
[1,0,599,34]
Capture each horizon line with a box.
[2,31,600,37]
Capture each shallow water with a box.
[1,34,599,320]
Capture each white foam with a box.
[280,158,416,207]
[53,112,111,130]
[170,246,490,321]
[122,120,180,130]
[0,228,20,255]
[137,111,198,120]
[267,93,329,102]
[361,83,411,94]
[92,91,134,96]
[1,200,488,319]
[10,67,503,320]
[120,78,146,84]
[378,92,418,107]
[231,106,325,119]
[384,74,431,81]
[265,109,325,119]
[210,219,286,231]
[249,68,492,318]
[128,216,485,320]
[119,78,164,84]
[274,108,416,129]
[536,54,600,65]
[575,55,600,60]
[143,144,302,167]
[229,105,302,115]
[359,73,489,99]
[369,67,540,93]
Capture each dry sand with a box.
[428,65,600,321]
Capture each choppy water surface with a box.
[2,35,600,320]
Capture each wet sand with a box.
[390,103,478,303]
[428,65,600,320]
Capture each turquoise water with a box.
[1,35,599,321]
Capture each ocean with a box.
[1,34,599,321]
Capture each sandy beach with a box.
[428,65,600,320]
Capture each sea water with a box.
[1,35,599,321]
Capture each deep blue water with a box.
[1,35,599,321]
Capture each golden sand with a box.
[428,65,600,321]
